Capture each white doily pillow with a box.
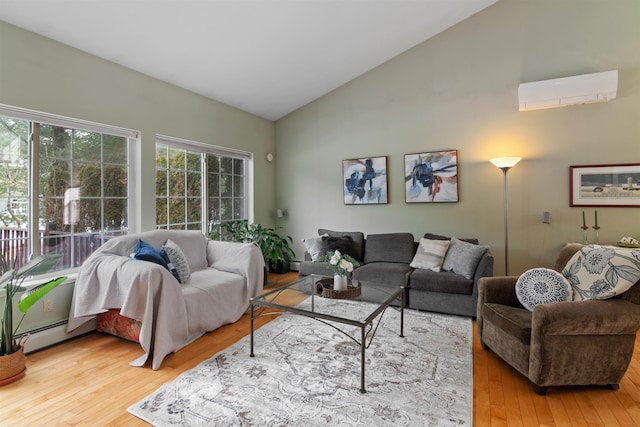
[515,268,573,311]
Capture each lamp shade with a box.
[490,157,522,169]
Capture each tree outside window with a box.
[0,114,131,273]
[156,140,248,232]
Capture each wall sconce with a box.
[490,156,522,276]
[276,208,285,218]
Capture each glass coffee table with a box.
[249,274,405,393]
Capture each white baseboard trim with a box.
[23,318,97,354]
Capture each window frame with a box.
[155,134,253,232]
[0,103,139,274]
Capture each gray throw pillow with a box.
[441,237,488,279]
[162,239,191,284]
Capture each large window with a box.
[0,105,136,273]
[155,135,250,233]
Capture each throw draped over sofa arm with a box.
[68,230,265,370]
[477,243,640,394]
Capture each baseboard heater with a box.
[17,318,97,354]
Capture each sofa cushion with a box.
[318,229,365,262]
[442,237,488,279]
[410,237,450,272]
[302,235,326,261]
[515,268,572,311]
[409,269,474,295]
[364,233,415,264]
[158,230,208,271]
[482,303,532,346]
[298,260,335,277]
[353,262,413,287]
[163,239,191,284]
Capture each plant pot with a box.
[271,258,291,274]
[0,345,26,385]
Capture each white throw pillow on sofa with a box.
[410,238,450,272]
[516,268,572,311]
[302,234,328,261]
[163,239,191,284]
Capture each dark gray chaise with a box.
[298,229,494,317]
[352,232,415,307]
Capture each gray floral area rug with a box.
[128,298,472,426]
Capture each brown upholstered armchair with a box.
[477,243,640,394]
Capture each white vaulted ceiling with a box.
[0,0,498,120]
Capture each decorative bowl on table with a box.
[617,236,640,248]
[315,278,362,299]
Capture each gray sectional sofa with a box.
[299,229,494,317]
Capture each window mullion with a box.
[201,153,207,232]
[100,133,105,242]
[28,123,41,258]
[184,151,188,230]
[69,128,75,266]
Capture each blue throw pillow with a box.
[133,240,180,282]
[133,239,167,267]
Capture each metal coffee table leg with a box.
[360,326,366,393]
[250,302,255,357]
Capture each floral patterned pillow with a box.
[562,245,640,301]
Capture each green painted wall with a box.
[0,20,276,231]
[0,20,276,348]
[275,0,640,275]
[2,0,639,277]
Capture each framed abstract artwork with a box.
[570,163,640,207]
[342,156,388,205]
[404,150,458,203]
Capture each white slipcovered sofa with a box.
[67,229,264,370]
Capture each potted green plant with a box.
[210,219,295,273]
[0,252,67,385]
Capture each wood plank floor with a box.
[2,271,639,426]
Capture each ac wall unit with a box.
[518,70,618,111]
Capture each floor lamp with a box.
[490,157,522,276]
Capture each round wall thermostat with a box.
[266,153,274,162]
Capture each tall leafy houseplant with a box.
[210,220,295,271]
[1,252,66,362]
